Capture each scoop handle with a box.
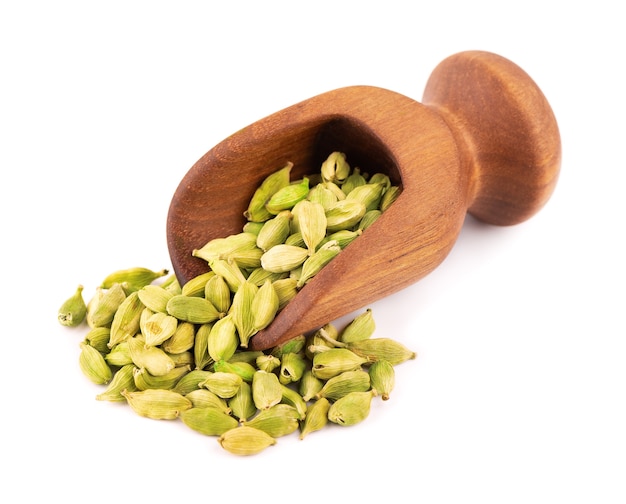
[422,50,561,225]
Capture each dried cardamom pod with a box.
[272,277,298,309]
[368,172,392,191]
[251,279,279,332]
[380,185,400,212]
[108,291,144,348]
[256,210,292,252]
[213,360,256,383]
[208,259,246,293]
[137,284,174,313]
[340,166,366,195]
[246,267,286,287]
[58,285,88,327]
[228,381,257,422]
[192,233,257,264]
[128,335,176,377]
[345,338,417,365]
[339,308,375,343]
[200,371,243,399]
[161,321,195,354]
[321,151,350,184]
[244,404,300,438]
[171,369,214,395]
[204,274,231,314]
[133,365,191,391]
[316,369,371,401]
[230,281,258,348]
[311,348,368,380]
[279,351,307,385]
[296,241,341,288]
[265,177,310,214]
[299,369,324,401]
[251,370,283,410]
[299,397,330,439]
[83,326,111,354]
[142,311,178,347]
[180,406,239,436]
[244,162,293,222]
[279,384,307,420]
[369,359,395,400]
[325,199,366,232]
[260,244,309,273]
[101,267,168,291]
[217,426,276,456]
[185,388,231,414]
[166,294,221,324]
[307,183,338,210]
[208,315,239,362]
[358,209,382,230]
[181,271,216,297]
[87,282,126,328]
[122,389,192,420]
[193,323,214,371]
[78,342,112,384]
[292,199,327,255]
[346,182,385,212]
[96,364,137,402]
[327,390,375,426]
[105,341,132,367]
[256,354,281,373]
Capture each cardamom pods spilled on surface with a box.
[60,152,416,455]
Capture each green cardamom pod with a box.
[299,397,330,439]
[369,359,395,400]
[316,369,371,401]
[251,279,279,332]
[58,284,87,327]
[78,342,112,384]
[185,388,231,414]
[256,210,292,252]
[137,284,174,313]
[311,348,368,380]
[122,389,192,420]
[208,315,239,362]
[87,282,126,328]
[251,370,283,410]
[108,291,144,348]
[200,371,243,399]
[339,308,376,343]
[327,390,375,426]
[345,338,417,365]
[217,426,277,456]
[243,404,300,438]
[101,267,168,291]
[180,406,239,436]
[265,177,310,214]
[228,381,257,422]
[244,162,293,222]
[96,364,137,402]
[320,151,350,184]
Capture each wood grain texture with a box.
[166,50,561,351]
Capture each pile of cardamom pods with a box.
[58,152,416,456]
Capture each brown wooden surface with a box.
[166,50,561,351]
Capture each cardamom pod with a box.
[278,351,307,385]
[87,282,126,328]
[260,244,309,273]
[58,284,87,327]
[213,360,256,383]
[346,338,417,365]
[171,369,214,395]
[193,323,214,371]
[243,404,300,437]
[181,271,216,297]
[200,371,243,399]
[208,315,239,362]
[339,308,375,343]
[101,267,168,291]
[256,210,292,252]
[133,365,191,391]
[320,151,350,184]
[108,291,144,348]
[128,335,175,377]
[204,274,231,314]
[142,311,178,347]
[251,279,279,332]
[137,284,174,313]
[78,342,112,384]
[325,199,366,232]
[299,397,330,439]
[228,381,257,422]
[166,294,221,324]
[327,390,375,426]
[230,281,258,348]
[185,388,231,414]
[316,369,371,401]
[251,370,282,410]
[292,199,327,255]
[180,406,239,436]
[217,426,276,456]
[311,348,368,380]
[122,389,192,420]
[368,359,395,400]
[244,162,293,222]
[96,364,137,402]
[265,177,310,214]
[161,321,195,354]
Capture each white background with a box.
[1,1,624,502]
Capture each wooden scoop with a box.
[166,50,561,351]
